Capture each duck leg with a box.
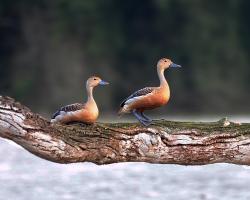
[132,110,151,126]
[140,112,152,122]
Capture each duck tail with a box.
[118,108,124,117]
[118,105,131,117]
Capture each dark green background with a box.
[0,0,249,116]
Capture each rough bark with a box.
[0,96,250,165]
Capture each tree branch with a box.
[0,96,250,165]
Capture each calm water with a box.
[1,139,250,200]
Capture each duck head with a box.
[157,58,181,70]
[87,76,109,88]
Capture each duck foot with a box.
[140,112,152,122]
[132,110,152,126]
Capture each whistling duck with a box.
[119,58,181,126]
[51,76,109,124]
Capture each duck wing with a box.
[120,87,155,107]
[51,103,85,119]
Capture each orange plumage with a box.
[119,58,181,126]
[125,86,170,112]
[51,76,109,124]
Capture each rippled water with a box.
[1,135,250,200]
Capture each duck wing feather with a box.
[120,87,155,107]
[51,103,85,119]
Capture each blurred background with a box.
[1,1,250,200]
[1,0,250,117]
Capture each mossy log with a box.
[0,96,250,165]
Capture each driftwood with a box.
[0,96,250,165]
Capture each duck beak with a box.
[170,63,182,68]
[99,80,109,85]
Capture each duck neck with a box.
[86,86,95,103]
[157,67,167,87]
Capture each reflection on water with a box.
[1,130,250,200]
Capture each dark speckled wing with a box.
[120,87,155,107]
[51,103,84,119]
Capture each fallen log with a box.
[0,96,249,165]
